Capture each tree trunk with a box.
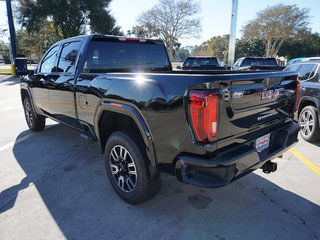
[273,39,284,57]
[265,39,272,57]
[167,37,174,60]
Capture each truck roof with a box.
[56,34,164,45]
[186,56,218,59]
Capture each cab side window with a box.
[298,64,316,81]
[57,41,81,73]
[39,45,59,73]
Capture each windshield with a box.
[241,58,278,67]
[183,58,219,67]
[83,40,171,72]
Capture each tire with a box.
[105,131,160,204]
[298,106,320,142]
[23,96,46,131]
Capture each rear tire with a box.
[105,131,160,204]
[298,106,320,142]
[23,96,46,131]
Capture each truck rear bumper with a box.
[175,122,300,188]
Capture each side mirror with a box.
[28,70,35,76]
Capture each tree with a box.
[132,0,201,59]
[279,32,320,59]
[242,4,310,57]
[175,47,190,61]
[17,21,63,62]
[0,41,10,64]
[192,42,209,56]
[207,34,229,64]
[17,0,122,39]
[235,39,265,59]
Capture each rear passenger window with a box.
[284,65,300,72]
[298,64,316,80]
[57,41,81,73]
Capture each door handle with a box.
[302,87,306,91]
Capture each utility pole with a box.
[5,0,17,62]
[227,0,238,67]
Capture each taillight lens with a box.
[294,80,300,112]
[189,91,219,142]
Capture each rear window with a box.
[183,58,219,67]
[241,58,278,67]
[83,40,171,72]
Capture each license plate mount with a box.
[256,133,270,152]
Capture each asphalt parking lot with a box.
[0,75,319,240]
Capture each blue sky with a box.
[1,0,320,46]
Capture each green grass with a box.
[0,69,11,74]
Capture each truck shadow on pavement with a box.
[0,76,20,85]
[1,124,320,240]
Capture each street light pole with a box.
[5,0,17,63]
[227,0,238,67]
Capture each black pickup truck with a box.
[20,35,300,204]
[177,56,225,71]
[232,57,285,71]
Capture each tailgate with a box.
[216,71,298,149]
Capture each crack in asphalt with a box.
[281,208,306,225]
[260,189,276,203]
[0,154,72,212]
[249,187,308,226]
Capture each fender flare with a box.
[20,83,37,111]
[94,101,157,167]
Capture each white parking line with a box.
[0,132,37,152]
[0,126,54,153]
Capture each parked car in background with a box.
[284,62,320,142]
[302,57,320,63]
[177,56,225,70]
[285,57,320,68]
[232,57,285,71]
[285,57,307,67]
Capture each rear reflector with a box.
[189,91,219,142]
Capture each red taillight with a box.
[294,80,300,112]
[189,91,219,142]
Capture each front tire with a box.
[23,96,46,131]
[105,131,160,204]
[298,106,320,142]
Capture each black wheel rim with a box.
[109,145,137,192]
[24,101,33,127]
[299,110,314,137]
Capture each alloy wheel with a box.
[25,101,33,127]
[109,145,137,192]
[300,110,314,137]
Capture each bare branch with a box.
[133,0,201,59]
